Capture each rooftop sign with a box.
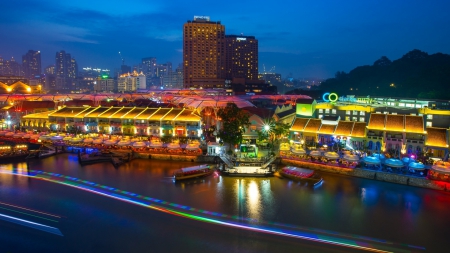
[236,37,247,41]
[194,16,210,21]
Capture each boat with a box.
[279,166,323,186]
[173,164,215,181]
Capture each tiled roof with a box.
[276,108,296,119]
[290,118,309,131]
[84,107,113,118]
[404,115,424,133]
[352,122,367,137]
[368,113,385,130]
[149,108,172,120]
[22,111,54,119]
[174,110,202,121]
[49,107,94,118]
[426,127,448,148]
[334,121,354,136]
[304,119,321,132]
[134,108,159,120]
[318,124,336,134]
[385,115,404,132]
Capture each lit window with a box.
[345,116,350,121]
[352,117,358,121]
[325,109,330,114]
[353,110,358,115]
[426,121,432,127]
[346,110,351,115]
[332,109,336,114]
[427,115,433,120]
[360,117,365,122]
[360,111,365,116]
[319,109,323,113]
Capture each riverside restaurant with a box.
[20,106,203,137]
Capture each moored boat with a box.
[174,164,215,181]
[279,166,323,186]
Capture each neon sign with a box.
[322,92,338,102]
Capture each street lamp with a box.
[264,125,270,132]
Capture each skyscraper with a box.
[55,50,78,91]
[183,16,225,89]
[225,35,258,80]
[22,50,41,79]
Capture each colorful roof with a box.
[334,121,354,136]
[174,109,202,121]
[318,124,336,134]
[304,119,321,132]
[99,107,126,118]
[123,107,147,118]
[290,118,309,132]
[404,115,424,133]
[161,108,183,121]
[149,108,172,120]
[22,111,54,119]
[134,108,159,120]
[367,113,385,130]
[385,115,404,132]
[426,128,448,148]
[49,106,95,118]
[351,122,367,137]
[84,107,113,118]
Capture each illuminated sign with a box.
[194,16,210,21]
[322,92,338,103]
[236,37,247,41]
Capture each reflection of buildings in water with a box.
[233,179,274,221]
[0,162,29,186]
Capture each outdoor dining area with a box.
[361,153,428,176]
[428,161,450,182]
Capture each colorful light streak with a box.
[0,213,63,236]
[0,201,62,219]
[1,168,425,252]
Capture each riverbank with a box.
[281,158,450,191]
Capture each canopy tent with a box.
[372,153,386,160]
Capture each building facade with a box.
[22,50,41,80]
[225,35,258,81]
[117,71,146,92]
[21,106,202,137]
[55,51,78,91]
[183,16,226,89]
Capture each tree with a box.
[217,103,250,150]
[259,118,291,155]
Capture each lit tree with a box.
[217,103,250,151]
[260,118,291,155]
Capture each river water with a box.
[0,153,449,252]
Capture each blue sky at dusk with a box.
[1,0,449,79]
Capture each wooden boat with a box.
[174,164,215,181]
[279,166,323,186]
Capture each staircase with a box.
[260,156,277,170]
[219,155,234,168]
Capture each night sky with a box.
[1,0,449,79]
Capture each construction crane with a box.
[118,51,125,65]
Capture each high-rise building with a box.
[22,50,41,79]
[0,57,22,76]
[183,16,226,89]
[142,57,157,78]
[117,71,146,92]
[94,76,115,92]
[225,35,258,80]
[55,50,78,91]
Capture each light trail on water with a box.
[1,168,425,252]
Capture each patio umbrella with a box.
[343,154,360,162]
[185,143,199,150]
[402,157,414,164]
[384,158,404,168]
[117,141,131,146]
[408,162,425,170]
[324,151,340,159]
[167,143,181,149]
[83,138,94,143]
[133,141,146,148]
[363,156,381,164]
[372,153,386,160]
[291,148,306,155]
[93,139,103,144]
[70,138,82,143]
[309,150,322,157]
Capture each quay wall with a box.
[281,159,447,191]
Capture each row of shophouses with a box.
[16,99,450,160]
[290,99,450,160]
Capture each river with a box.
[0,153,449,252]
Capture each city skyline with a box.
[1,1,450,79]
